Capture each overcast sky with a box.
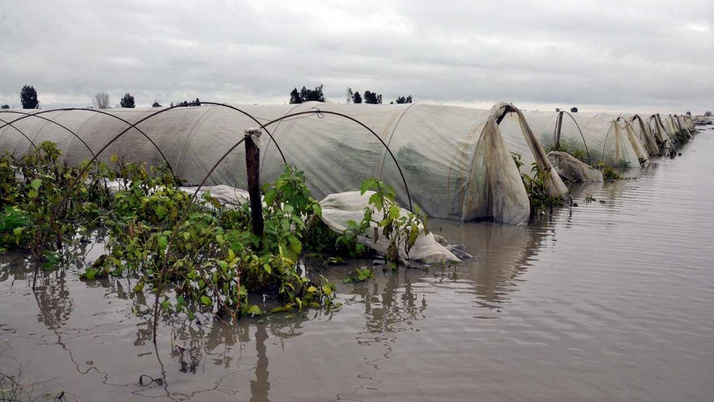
[0,0,712,113]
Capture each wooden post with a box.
[555,111,564,150]
[244,129,264,239]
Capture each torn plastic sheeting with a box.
[319,191,460,264]
[547,151,603,182]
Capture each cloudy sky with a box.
[0,0,712,113]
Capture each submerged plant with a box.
[340,177,428,264]
[343,266,375,283]
[512,152,564,216]
[544,140,589,164]
[598,163,622,181]
[1,144,339,325]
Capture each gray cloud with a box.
[0,0,712,113]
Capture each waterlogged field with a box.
[1,128,713,401]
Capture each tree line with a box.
[3,85,710,117]
[289,85,412,105]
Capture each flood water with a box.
[1,128,713,401]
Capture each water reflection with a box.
[0,213,557,402]
[433,219,551,305]
[250,325,270,402]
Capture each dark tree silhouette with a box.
[120,93,135,108]
[20,85,39,109]
[686,111,691,116]
[289,88,302,104]
[152,101,162,107]
[570,107,578,113]
[1,105,9,109]
[173,98,202,107]
[364,91,382,104]
[290,85,326,103]
[352,91,362,104]
[394,95,412,104]
[705,111,712,117]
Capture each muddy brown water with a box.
[1,128,713,401]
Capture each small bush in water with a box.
[338,177,428,264]
[511,152,564,216]
[597,163,623,181]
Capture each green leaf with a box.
[322,285,333,296]
[368,193,383,211]
[287,235,302,255]
[246,305,263,316]
[30,178,42,190]
[263,263,272,274]
[155,205,167,219]
[360,178,378,195]
[389,205,400,220]
[157,236,168,249]
[200,295,212,306]
[82,269,96,280]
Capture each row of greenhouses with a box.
[0,103,697,225]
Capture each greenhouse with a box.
[626,114,660,157]
[0,103,569,225]
[648,113,678,154]
[519,111,649,171]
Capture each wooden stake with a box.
[245,129,264,239]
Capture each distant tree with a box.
[120,93,135,108]
[289,88,302,104]
[152,100,162,107]
[173,99,202,107]
[20,85,39,109]
[364,91,382,104]
[1,104,9,109]
[570,107,578,113]
[555,108,560,112]
[170,102,174,107]
[686,111,691,116]
[394,95,412,104]
[346,87,353,104]
[301,85,326,102]
[92,92,110,109]
[705,111,712,117]
[290,85,326,103]
[353,91,362,104]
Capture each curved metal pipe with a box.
[0,110,96,159]
[257,109,414,212]
[559,111,591,165]
[0,108,176,180]
[195,102,287,165]
[0,117,37,150]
